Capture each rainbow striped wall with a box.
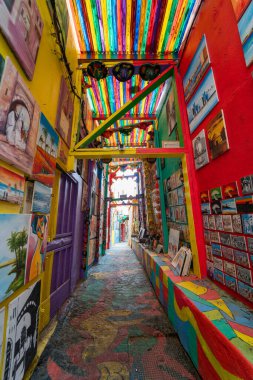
[131,238,253,380]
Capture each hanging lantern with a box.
[139,64,161,81]
[112,62,134,82]
[87,61,108,80]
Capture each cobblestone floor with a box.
[32,243,201,380]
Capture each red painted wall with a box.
[179,0,253,191]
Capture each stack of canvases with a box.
[0,1,74,378]
[201,178,253,303]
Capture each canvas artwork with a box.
[200,190,209,203]
[0,307,5,361]
[232,214,243,233]
[3,281,41,380]
[0,214,31,303]
[0,0,43,79]
[237,280,253,302]
[241,175,253,194]
[215,215,224,231]
[187,68,219,133]
[235,195,253,213]
[213,256,223,271]
[25,215,49,283]
[231,0,251,20]
[206,260,214,278]
[247,237,253,252]
[221,198,237,214]
[222,182,239,199]
[47,0,69,47]
[203,215,209,229]
[0,56,40,174]
[207,111,229,160]
[209,215,216,230]
[213,268,224,284]
[56,77,74,147]
[32,181,52,214]
[222,246,234,261]
[211,200,222,215]
[220,232,232,246]
[192,129,209,169]
[242,213,253,234]
[225,274,237,291]
[166,83,177,135]
[231,235,247,250]
[210,231,220,243]
[32,113,59,187]
[223,215,233,232]
[204,229,210,243]
[238,1,253,66]
[81,181,89,212]
[57,138,69,169]
[211,243,222,257]
[168,228,180,258]
[236,265,252,284]
[0,165,25,205]
[234,249,250,267]
[210,187,222,200]
[183,35,210,102]
[201,203,211,214]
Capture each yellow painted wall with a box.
[0,1,81,376]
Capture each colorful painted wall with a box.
[0,1,86,378]
[178,0,253,302]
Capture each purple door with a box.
[47,172,78,318]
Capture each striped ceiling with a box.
[72,0,201,146]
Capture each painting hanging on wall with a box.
[183,35,211,102]
[207,111,229,159]
[56,77,74,147]
[187,68,219,133]
[47,0,69,47]
[166,82,177,135]
[238,0,253,67]
[25,214,49,283]
[81,181,89,212]
[192,129,209,169]
[32,113,59,187]
[57,138,69,170]
[32,181,52,214]
[0,307,5,361]
[0,0,43,80]
[231,0,251,20]
[3,280,41,380]
[0,165,25,205]
[0,214,31,303]
[0,56,40,174]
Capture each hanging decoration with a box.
[139,64,161,81]
[87,61,108,80]
[112,62,135,82]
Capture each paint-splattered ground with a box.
[32,243,201,379]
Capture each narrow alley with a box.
[32,243,200,380]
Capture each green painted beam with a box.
[74,66,173,150]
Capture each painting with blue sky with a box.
[32,181,52,214]
[187,68,219,133]
[238,0,253,67]
[0,214,31,303]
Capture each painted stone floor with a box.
[32,243,201,380]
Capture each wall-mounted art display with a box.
[32,113,59,187]
[32,181,52,214]
[236,196,253,213]
[192,129,209,169]
[187,68,219,133]
[56,77,74,147]
[183,35,210,102]
[57,138,69,168]
[232,214,243,233]
[0,165,25,205]
[241,175,253,194]
[168,228,180,258]
[210,187,222,200]
[222,182,239,198]
[0,0,43,80]
[166,83,177,135]
[3,281,41,380]
[81,181,89,212]
[231,0,251,20]
[0,307,5,360]
[207,111,229,159]
[242,213,253,234]
[238,0,253,67]
[221,198,237,214]
[47,0,69,47]
[25,215,49,283]
[0,214,31,303]
[0,56,40,174]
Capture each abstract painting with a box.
[187,68,219,133]
[207,111,229,159]
[192,129,209,169]
[166,82,177,135]
[56,77,74,147]
[0,214,31,303]
[183,35,210,102]
[0,56,40,174]
[238,0,253,67]
[25,215,49,283]
[0,0,43,79]
[0,165,25,205]
[32,181,52,214]
[3,281,41,380]
[32,113,59,187]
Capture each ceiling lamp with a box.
[87,61,108,80]
[139,64,160,81]
[112,62,134,82]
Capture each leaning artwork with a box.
[0,56,40,174]
[0,0,43,79]
[0,165,25,205]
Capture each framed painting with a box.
[56,76,74,147]
[0,0,43,79]
[32,181,52,214]
[207,111,229,160]
[238,1,253,67]
[192,129,209,170]
[187,68,219,133]
[32,113,59,187]
[0,165,25,205]
[0,56,40,174]
[166,82,177,135]
[57,137,69,171]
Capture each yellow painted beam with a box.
[74,66,173,149]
